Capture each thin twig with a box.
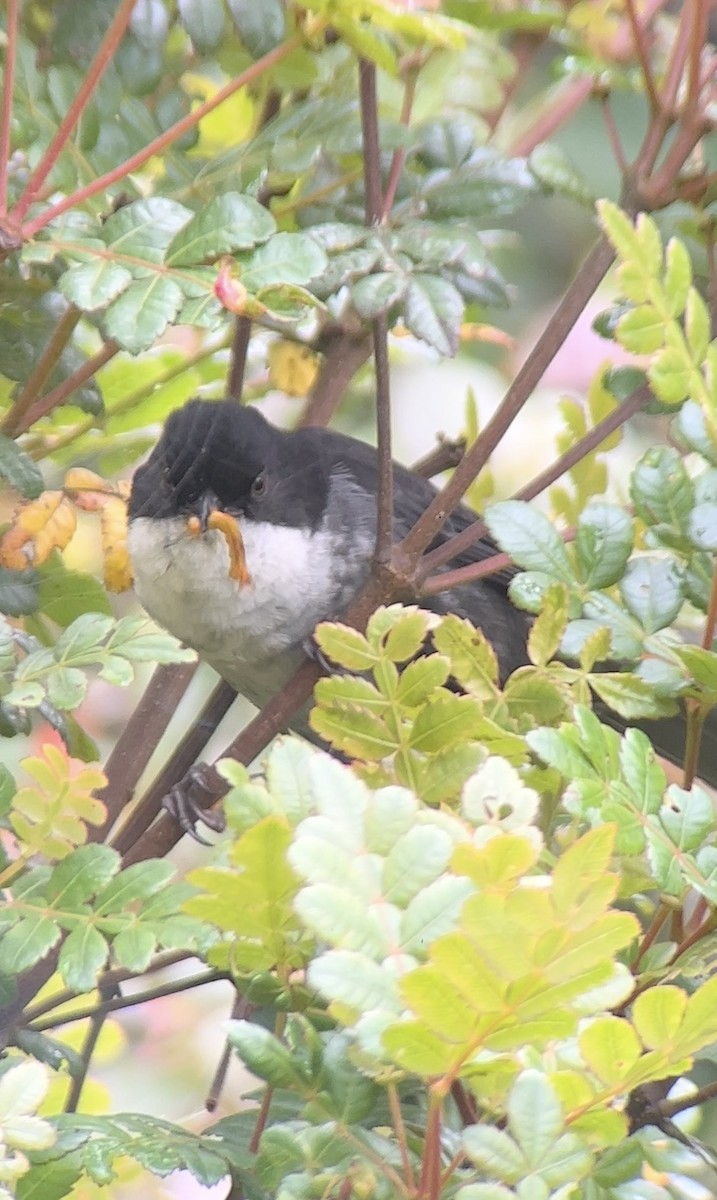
[388,1082,416,1190]
[31,336,229,461]
[94,662,198,839]
[659,1078,717,1119]
[12,0,138,223]
[20,36,304,239]
[417,384,649,583]
[359,59,384,224]
[21,950,194,1026]
[632,902,670,973]
[421,529,575,597]
[249,1086,275,1154]
[359,60,394,565]
[29,971,222,1033]
[411,436,466,480]
[398,235,615,567]
[8,340,120,436]
[687,0,708,114]
[381,66,418,221]
[206,991,253,1113]
[509,76,594,158]
[599,95,630,176]
[0,0,18,216]
[110,680,236,856]
[1,306,81,436]
[121,658,323,864]
[624,0,661,113]
[64,1006,107,1113]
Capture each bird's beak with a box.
[197,490,221,533]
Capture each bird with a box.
[127,397,716,812]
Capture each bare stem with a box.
[509,76,594,158]
[359,60,384,225]
[7,340,120,436]
[29,971,222,1033]
[417,383,650,583]
[121,659,323,864]
[301,331,372,428]
[21,950,194,1026]
[381,66,418,220]
[624,0,660,112]
[659,1078,717,1119]
[110,680,236,856]
[64,1007,106,1112]
[12,0,138,223]
[95,662,198,839]
[1,305,81,436]
[226,316,252,399]
[0,0,19,216]
[398,235,615,568]
[21,36,303,239]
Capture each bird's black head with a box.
[129,400,330,529]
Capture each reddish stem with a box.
[12,0,138,223]
[624,0,660,112]
[381,66,417,221]
[8,340,120,435]
[0,0,18,215]
[397,235,615,568]
[1,305,82,436]
[418,1097,443,1200]
[509,76,593,158]
[20,36,302,239]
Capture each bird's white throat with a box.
[127,514,368,708]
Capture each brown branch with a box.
[110,680,236,856]
[11,0,138,223]
[1,306,81,436]
[226,317,252,400]
[359,59,393,566]
[411,436,466,480]
[509,76,594,158]
[417,383,650,583]
[624,0,660,112]
[7,340,120,436]
[20,36,304,239]
[659,1078,717,1119]
[300,330,372,428]
[94,662,198,839]
[0,0,18,216]
[359,60,384,224]
[29,971,222,1033]
[206,991,253,1113]
[381,63,418,220]
[687,0,708,113]
[64,1005,107,1113]
[398,234,615,569]
[21,950,194,1026]
[599,95,630,176]
[121,659,323,865]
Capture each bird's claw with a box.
[163,763,226,844]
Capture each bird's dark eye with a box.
[251,473,267,499]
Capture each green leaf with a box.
[165,193,276,266]
[578,1016,641,1085]
[103,276,184,354]
[240,232,327,290]
[0,435,44,498]
[619,557,683,632]
[589,671,677,720]
[310,705,396,760]
[226,0,286,57]
[395,655,450,707]
[351,272,408,319]
[629,447,694,530]
[424,154,537,220]
[101,197,193,261]
[0,913,61,975]
[58,925,109,991]
[528,143,593,205]
[313,623,378,671]
[410,695,483,753]
[177,0,225,51]
[507,1070,564,1165]
[403,274,464,356]
[632,985,687,1049]
[616,305,664,354]
[485,501,574,582]
[527,584,568,667]
[463,1125,525,1180]
[663,237,692,317]
[433,615,500,700]
[227,1020,300,1088]
[575,503,634,588]
[45,666,87,710]
[309,949,399,1014]
[59,259,132,310]
[38,556,111,625]
[295,884,392,957]
[0,567,40,617]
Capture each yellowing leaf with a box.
[0,492,77,569]
[101,497,133,592]
[268,339,320,397]
[11,744,107,859]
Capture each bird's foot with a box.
[162,763,226,844]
